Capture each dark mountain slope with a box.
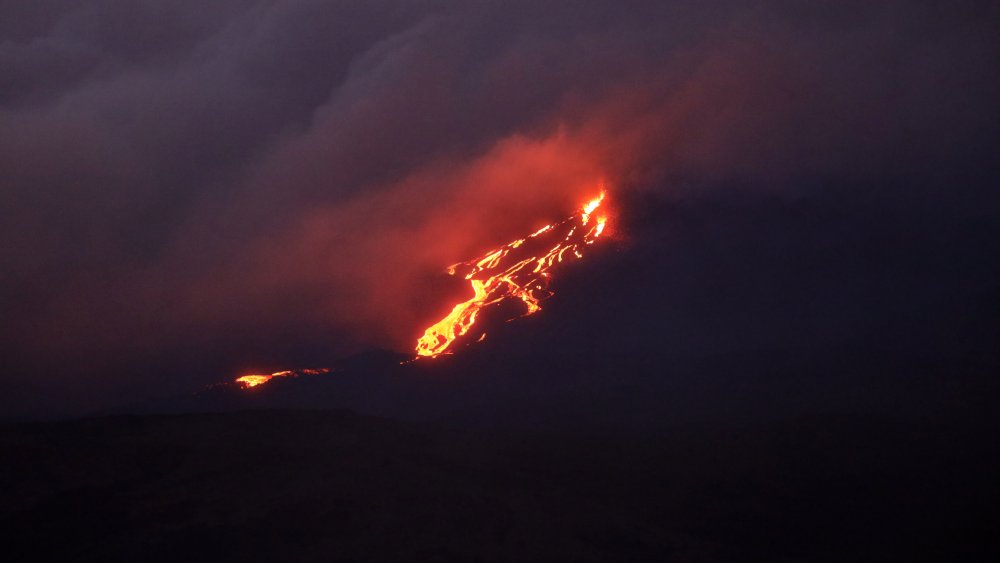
[2,407,995,561]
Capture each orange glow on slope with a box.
[415,190,610,358]
[235,368,330,388]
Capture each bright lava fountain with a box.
[415,191,610,358]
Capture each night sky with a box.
[2,1,998,419]
[3,2,1000,560]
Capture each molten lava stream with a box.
[415,191,610,358]
[234,368,330,388]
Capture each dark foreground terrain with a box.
[3,192,998,561]
[3,400,995,562]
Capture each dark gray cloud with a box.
[1,0,997,415]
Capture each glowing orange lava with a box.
[235,368,330,388]
[415,190,610,358]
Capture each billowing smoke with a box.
[1,0,997,414]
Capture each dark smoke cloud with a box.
[1,0,997,415]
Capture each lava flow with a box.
[415,190,610,358]
[235,368,331,388]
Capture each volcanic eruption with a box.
[415,190,611,357]
[230,190,612,387]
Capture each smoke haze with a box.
[2,1,998,415]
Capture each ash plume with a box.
[1,0,997,415]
